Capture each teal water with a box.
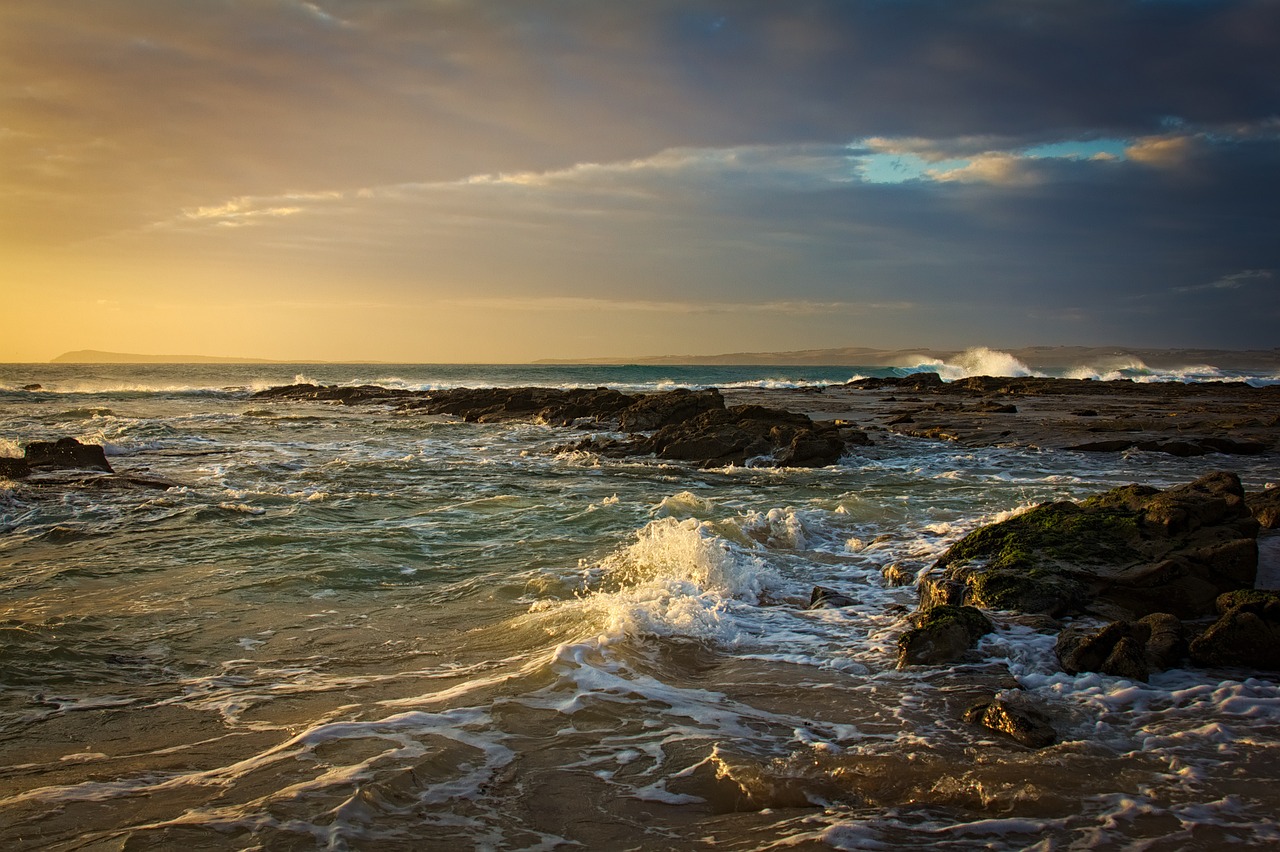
[2,362,1279,850]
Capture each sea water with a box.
[2,360,1279,850]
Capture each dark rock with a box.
[882,563,915,587]
[1055,621,1134,675]
[847,372,944,391]
[963,693,1057,748]
[1189,590,1280,671]
[1066,440,1135,452]
[634,405,852,468]
[616,388,724,431]
[976,402,1018,414]
[897,605,993,667]
[1247,487,1280,529]
[1054,613,1187,680]
[1199,438,1268,456]
[1066,438,1269,457]
[1073,409,1099,417]
[0,457,31,479]
[927,472,1259,619]
[24,438,113,473]
[1141,612,1188,670]
[808,586,857,609]
[251,383,415,406]
[21,383,42,391]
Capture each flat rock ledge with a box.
[253,383,870,468]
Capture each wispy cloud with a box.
[1173,269,1273,294]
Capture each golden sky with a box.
[3,1,1277,362]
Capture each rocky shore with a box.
[723,371,1279,458]
[241,374,1280,747]
[249,382,870,467]
[8,374,1279,748]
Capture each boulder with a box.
[1188,590,1280,671]
[23,437,113,473]
[921,472,1259,618]
[963,692,1057,749]
[1054,613,1187,680]
[1248,487,1280,529]
[897,605,993,667]
[882,563,915,587]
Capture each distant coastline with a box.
[43,345,1280,371]
[535,345,1280,371]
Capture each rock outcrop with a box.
[22,437,114,473]
[963,692,1057,749]
[567,403,866,468]
[897,605,993,667]
[253,382,870,468]
[1054,613,1187,680]
[1188,590,1280,671]
[917,472,1258,619]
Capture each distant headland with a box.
[51,350,291,364]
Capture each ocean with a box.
[2,359,1279,850]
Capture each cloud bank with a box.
[1,0,1277,360]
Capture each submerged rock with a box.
[809,585,857,609]
[919,472,1259,618]
[1188,590,1280,671]
[963,692,1057,749]
[1054,613,1187,680]
[897,605,993,667]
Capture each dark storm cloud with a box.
[3,0,1277,357]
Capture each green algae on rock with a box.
[897,604,994,667]
[920,472,1259,618]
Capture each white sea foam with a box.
[905,347,1042,381]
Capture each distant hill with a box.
[52,350,290,364]
[535,346,1280,371]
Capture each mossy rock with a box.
[929,473,1259,619]
[897,605,993,667]
[938,501,1143,574]
[917,604,993,637]
[966,568,1086,616]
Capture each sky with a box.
[2,0,1278,362]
